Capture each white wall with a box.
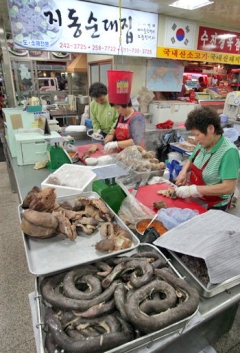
[87,54,113,62]
[87,54,148,96]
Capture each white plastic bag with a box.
[157,207,199,230]
[118,194,155,225]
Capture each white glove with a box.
[92,130,103,139]
[176,185,202,198]
[104,141,118,151]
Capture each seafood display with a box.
[20,187,134,251]
[39,250,199,353]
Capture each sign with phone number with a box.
[8,0,158,57]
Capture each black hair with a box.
[89,82,108,98]
[110,99,132,108]
[185,106,223,135]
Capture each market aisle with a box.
[0,160,240,353]
[0,161,35,353]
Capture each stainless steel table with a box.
[49,108,79,126]
[3,135,240,353]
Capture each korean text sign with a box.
[197,26,240,55]
[8,0,158,57]
[157,47,240,65]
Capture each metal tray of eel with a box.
[18,191,140,276]
[33,244,200,353]
[165,249,240,298]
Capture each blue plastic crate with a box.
[85,118,93,129]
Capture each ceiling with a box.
[1,0,240,35]
[0,0,240,37]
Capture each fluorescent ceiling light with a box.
[169,0,214,10]
[218,34,237,40]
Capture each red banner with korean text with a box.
[197,26,240,55]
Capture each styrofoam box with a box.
[41,164,98,197]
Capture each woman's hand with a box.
[104,134,114,144]
[176,185,202,198]
[104,141,118,152]
[175,172,187,186]
[175,160,191,186]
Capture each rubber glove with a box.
[92,129,103,139]
[176,185,202,198]
[104,141,118,151]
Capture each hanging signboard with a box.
[164,18,196,50]
[7,0,158,57]
[157,47,240,65]
[197,26,240,55]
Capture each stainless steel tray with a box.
[166,249,240,298]
[33,244,199,353]
[18,191,140,276]
[170,142,194,155]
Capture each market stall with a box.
[1,124,239,353]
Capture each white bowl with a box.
[85,157,98,166]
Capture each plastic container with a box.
[220,114,228,124]
[162,168,170,180]
[41,164,98,197]
[85,118,93,129]
[168,152,183,163]
[107,70,133,104]
[26,105,42,112]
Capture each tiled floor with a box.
[0,162,35,353]
[0,160,240,353]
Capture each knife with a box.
[131,180,141,197]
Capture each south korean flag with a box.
[164,17,196,49]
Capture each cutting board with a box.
[77,143,116,164]
[129,183,207,214]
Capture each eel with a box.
[45,308,134,353]
[131,251,167,269]
[72,298,116,318]
[102,259,153,289]
[125,276,199,334]
[114,282,129,321]
[41,273,121,311]
[63,271,102,300]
